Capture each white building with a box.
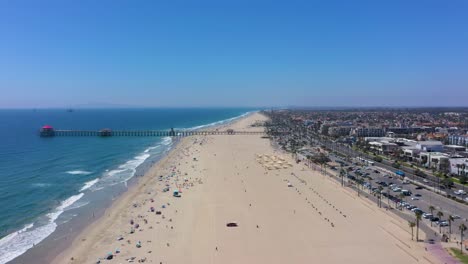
[402,146,421,161]
[418,152,450,171]
[449,158,468,175]
[449,135,468,147]
[444,145,466,153]
[369,141,398,154]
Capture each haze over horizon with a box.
[1,0,467,108]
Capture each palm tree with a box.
[429,206,435,227]
[437,211,444,233]
[448,215,455,240]
[386,188,391,208]
[408,221,416,240]
[340,168,346,186]
[378,186,384,208]
[460,224,467,254]
[399,193,406,210]
[415,211,422,242]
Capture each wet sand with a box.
[52,112,439,264]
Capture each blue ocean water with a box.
[0,108,255,263]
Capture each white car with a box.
[423,179,429,183]
[411,197,419,200]
[423,213,433,219]
[454,190,467,195]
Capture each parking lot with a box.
[328,154,468,238]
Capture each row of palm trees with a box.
[408,211,467,254]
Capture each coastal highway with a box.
[328,155,468,237]
[312,135,468,200]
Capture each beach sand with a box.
[52,112,439,264]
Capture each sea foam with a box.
[0,193,84,264]
[79,178,99,192]
[66,170,92,175]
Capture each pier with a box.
[39,126,280,137]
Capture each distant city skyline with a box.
[1,0,467,108]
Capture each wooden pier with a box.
[39,126,277,137]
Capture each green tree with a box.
[437,211,444,233]
[429,206,435,227]
[378,186,384,208]
[460,175,468,185]
[373,155,383,162]
[448,215,455,240]
[415,211,423,242]
[441,178,454,189]
[408,221,416,240]
[460,224,467,254]
[339,168,346,187]
[399,193,406,209]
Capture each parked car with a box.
[415,186,423,190]
[430,217,440,222]
[414,194,422,197]
[438,221,449,227]
[411,197,419,200]
[423,213,433,219]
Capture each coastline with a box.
[5,111,254,264]
[50,112,440,264]
[48,113,255,264]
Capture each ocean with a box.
[0,108,255,264]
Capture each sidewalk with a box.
[427,243,461,264]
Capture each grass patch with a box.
[452,177,468,186]
[450,248,468,263]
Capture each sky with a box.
[0,0,467,108]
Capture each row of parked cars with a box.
[397,201,461,226]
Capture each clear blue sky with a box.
[0,0,467,108]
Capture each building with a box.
[369,141,399,154]
[444,145,467,153]
[449,135,468,147]
[352,127,385,137]
[39,125,55,137]
[402,146,421,162]
[449,158,468,176]
[319,124,331,135]
[387,127,434,135]
[416,141,444,152]
[418,152,450,171]
[328,126,353,137]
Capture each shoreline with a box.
[6,111,254,264]
[49,113,256,264]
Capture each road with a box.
[326,153,468,238]
[310,135,468,201]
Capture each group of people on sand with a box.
[92,139,207,264]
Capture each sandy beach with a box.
[52,112,440,264]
